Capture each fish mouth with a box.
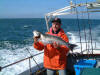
[34,36,40,38]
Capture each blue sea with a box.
[0,18,100,75]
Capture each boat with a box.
[0,0,100,75]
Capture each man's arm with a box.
[61,33,69,43]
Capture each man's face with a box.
[52,22,61,32]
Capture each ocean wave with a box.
[0,40,31,50]
[23,25,33,28]
[0,46,43,75]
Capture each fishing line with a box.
[87,11,94,54]
[80,2,88,55]
[75,0,83,54]
[86,0,94,54]
[85,0,90,59]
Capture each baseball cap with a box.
[51,18,61,24]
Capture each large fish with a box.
[33,30,77,50]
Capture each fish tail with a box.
[69,44,77,51]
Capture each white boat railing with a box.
[45,2,100,32]
[45,2,100,17]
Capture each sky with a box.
[0,0,100,19]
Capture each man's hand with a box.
[53,42,60,49]
[33,36,39,43]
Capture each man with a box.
[33,18,69,75]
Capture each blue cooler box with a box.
[74,59,97,75]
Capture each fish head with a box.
[33,30,45,42]
[33,30,41,38]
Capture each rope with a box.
[81,12,88,54]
